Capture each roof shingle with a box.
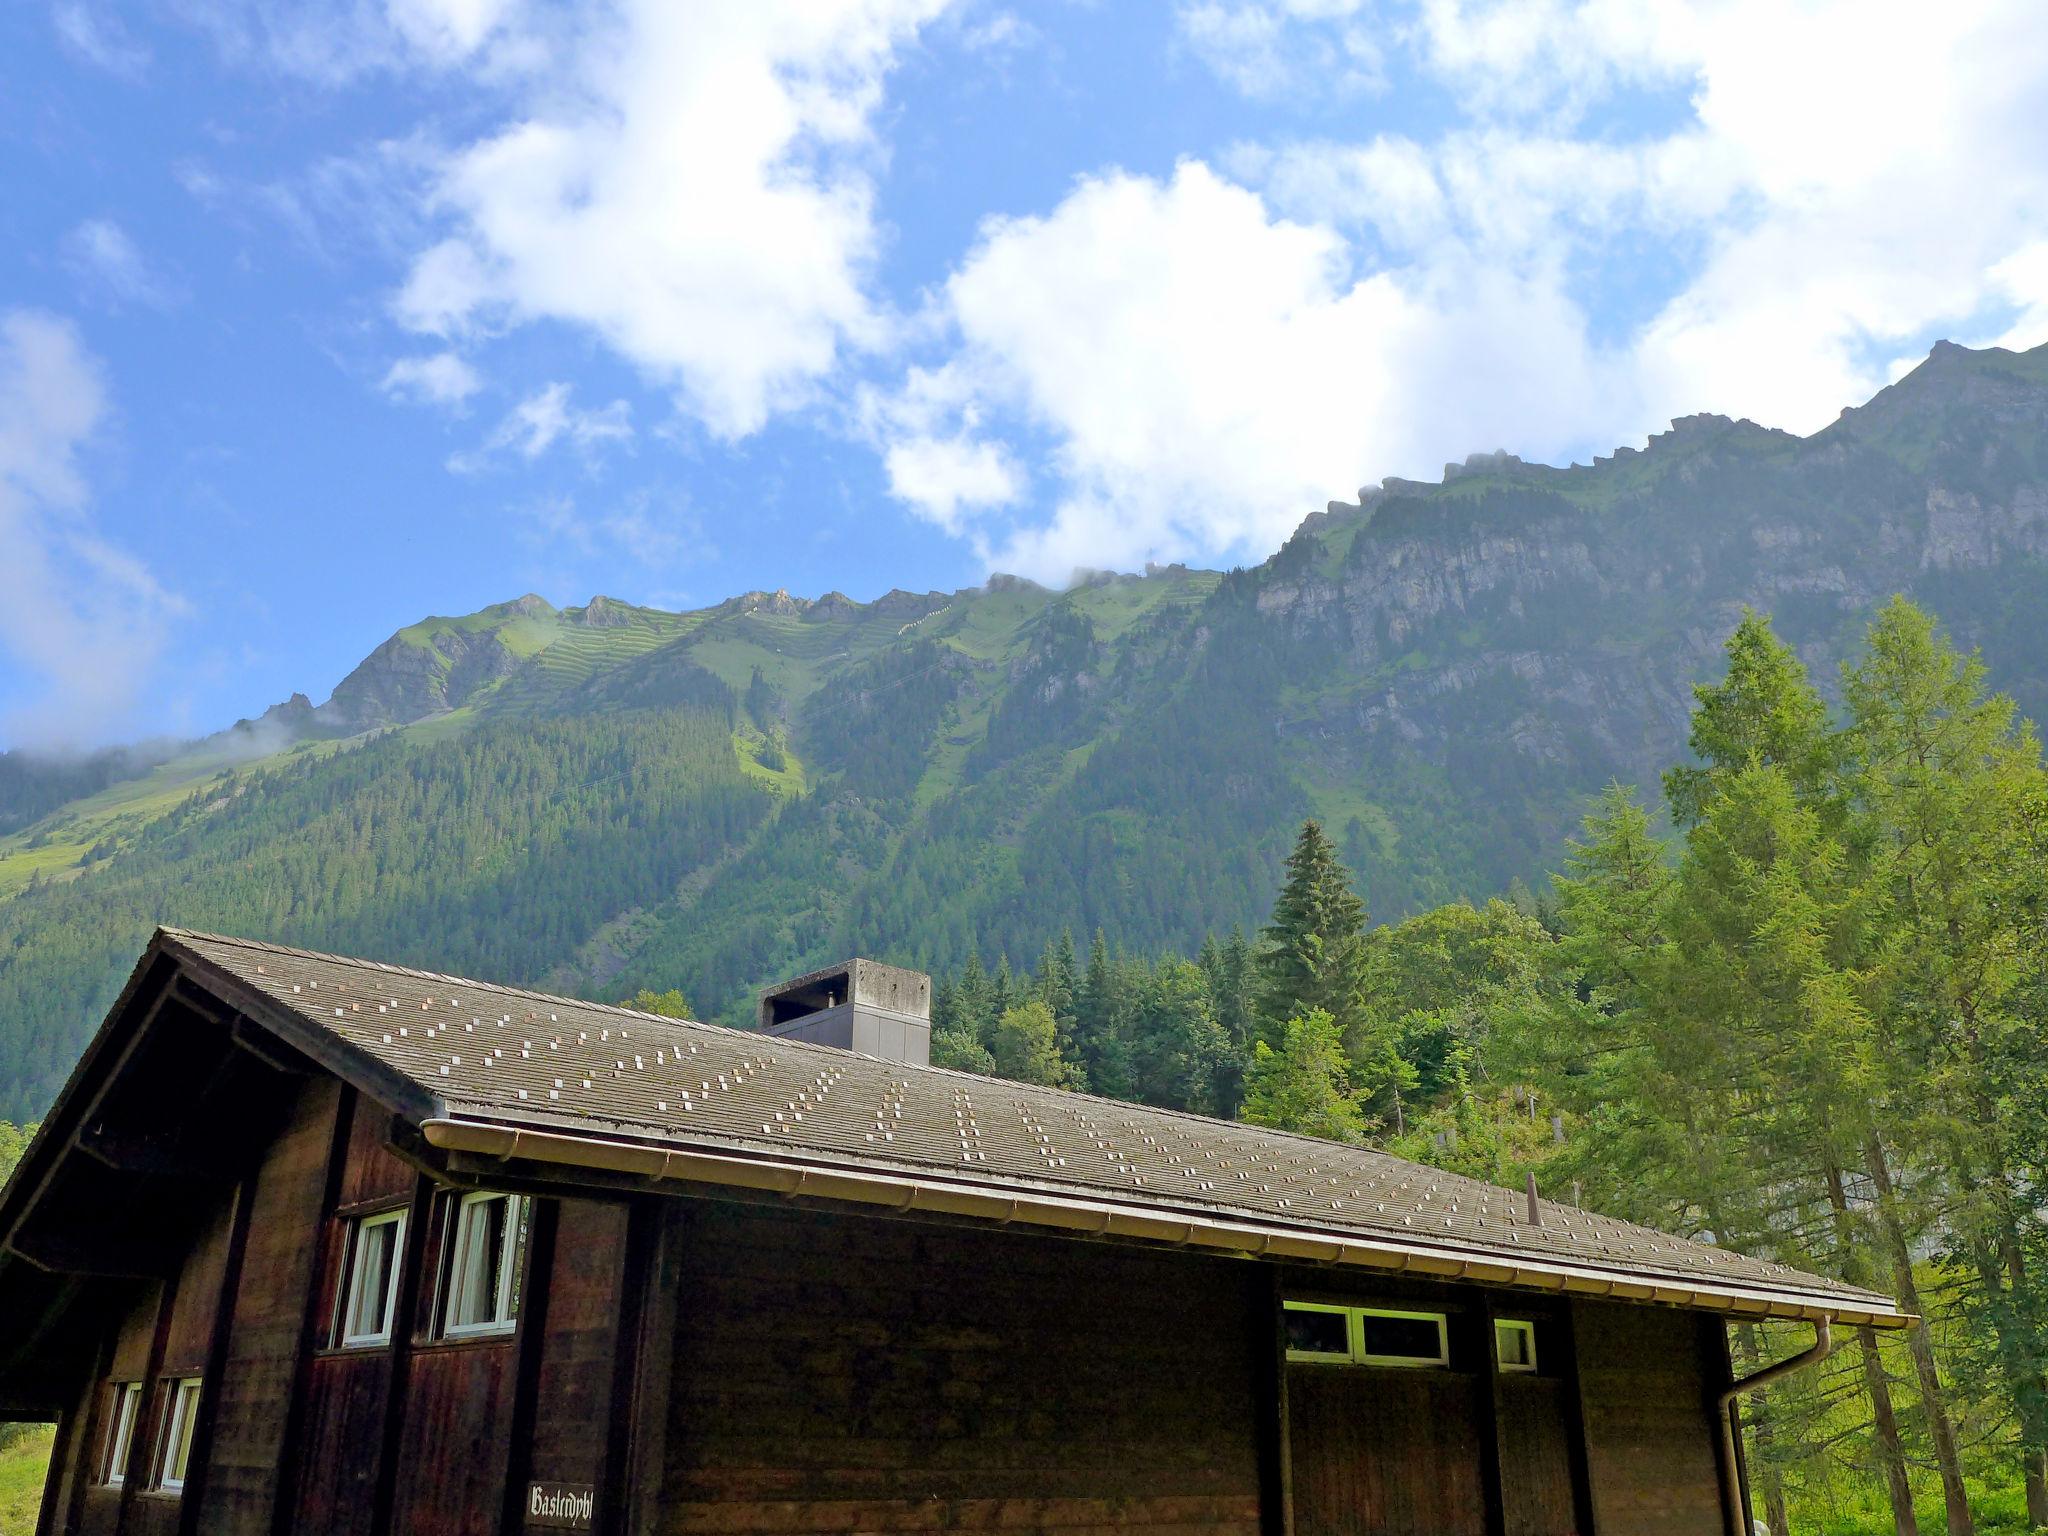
[162,928,1903,1326]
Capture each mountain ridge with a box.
[3,337,2047,1120]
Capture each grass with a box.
[0,1425,52,1535]
[1787,1472,2037,1534]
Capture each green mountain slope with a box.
[4,339,2048,1120]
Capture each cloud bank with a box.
[0,312,186,748]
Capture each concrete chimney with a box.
[759,959,931,1066]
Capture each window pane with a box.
[452,1187,524,1335]
[1360,1312,1444,1362]
[1284,1307,1350,1357]
[105,1383,140,1484]
[163,1380,201,1488]
[342,1216,401,1343]
[1496,1320,1537,1370]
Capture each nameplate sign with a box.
[526,1482,596,1531]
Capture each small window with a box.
[442,1192,528,1338]
[156,1378,202,1491]
[1358,1308,1450,1368]
[338,1210,407,1347]
[101,1381,141,1485]
[1495,1318,1538,1373]
[1283,1302,1450,1368]
[1284,1302,1354,1363]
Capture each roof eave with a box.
[418,1114,1913,1332]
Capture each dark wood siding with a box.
[656,1202,1266,1535]
[525,1200,631,1499]
[386,1342,518,1536]
[1495,1375,1578,1536]
[287,1092,416,1536]
[196,1076,344,1536]
[1287,1367,1488,1536]
[1574,1301,1727,1536]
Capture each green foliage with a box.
[621,989,694,1020]
[990,1000,1077,1088]
[1241,1010,1367,1143]
[0,1120,31,1185]
[0,709,765,1120]
[1256,820,1369,1043]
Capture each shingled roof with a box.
[159,928,1904,1330]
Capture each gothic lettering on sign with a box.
[526,1481,596,1532]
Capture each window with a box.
[1283,1303,1354,1363]
[156,1378,202,1491]
[1358,1308,1450,1368]
[1495,1318,1538,1374]
[1283,1301,1450,1368]
[101,1381,141,1485]
[337,1210,407,1347]
[442,1192,528,1338]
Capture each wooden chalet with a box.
[0,929,1907,1536]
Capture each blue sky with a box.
[3,0,2047,749]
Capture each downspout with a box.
[1717,1315,1833,1536]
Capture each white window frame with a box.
[1495,1318,1539,1374]
[102,1381,141,1486]
[1356,1307,1451,1369]
[156,1377,203,1492]
[338,1209,408,1348]
[1282,1301,1451,1369]
[1283,1301,1356,1364]
[442,1191,527,1339]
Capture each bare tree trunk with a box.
[1867,1136,1976,1535]
[1826,1163,1922,1536]
[1858,1326,1922,1536]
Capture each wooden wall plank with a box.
[1573,1301,1724,1536]
[201,1076,344,1536]
[1287,1368,1489,1536]
[658,1204,1264,1536]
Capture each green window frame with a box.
[1284,1301,1451,1368]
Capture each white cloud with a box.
[871,0,2048,578]
[451,382,632,471]
[878,161,1608,578]
[61,220,178,310]
[382,350,482,407]
[385,0,516,62]
[0,312,187,748]
[1176,0,1380,100]
[394,0,953,440]
[52,3,151,76]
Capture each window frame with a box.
[1494,1317,1539,1374]
[440,1191,528,1340]
[155,1377,203,1493]
[1282,1301,1451,1369]
[101,1380,142,1486]
[336,1208,408,1348]
[1282,1301,1357,1364]
[1355,1307,1452,1369]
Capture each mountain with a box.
[3,338,2047,1121]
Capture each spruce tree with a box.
[1255,820,1368,1043]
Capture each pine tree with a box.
[1256,820,1368,1044]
